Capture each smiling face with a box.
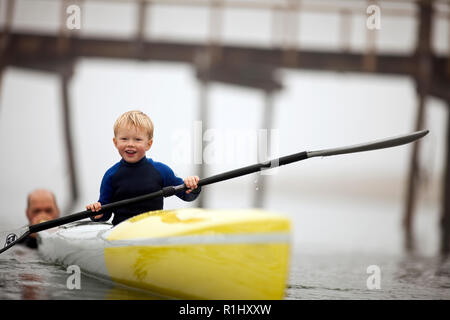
[113,125,153,163]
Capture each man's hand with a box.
[30,213,54,225]
[184,176,200,194]
[29,213,56,238]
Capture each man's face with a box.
[26,194,59,225]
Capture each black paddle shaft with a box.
[25,129,429,235]
[29,151,308,234]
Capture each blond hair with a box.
[114,110,154,139]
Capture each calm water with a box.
[1,196,449,300]
[1,244,449,300]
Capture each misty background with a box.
[0,0,447,256]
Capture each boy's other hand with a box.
[86,202,103,219]
[184,176,200,194]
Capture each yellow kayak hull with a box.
[105,243,289,299]
[39,208,291,299]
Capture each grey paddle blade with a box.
[0,226,30,254]
[307,130,429,158]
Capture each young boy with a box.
[86,110,200,225]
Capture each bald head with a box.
[26,189,60,225]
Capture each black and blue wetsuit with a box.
[91,157,200,226]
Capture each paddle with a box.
[0,129,429,254]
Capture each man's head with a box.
[26,189,60,225]
[113,110,154,163]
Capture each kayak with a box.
[37,208,291,299]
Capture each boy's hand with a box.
[184,176,200,194]
[86,202,103,219]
